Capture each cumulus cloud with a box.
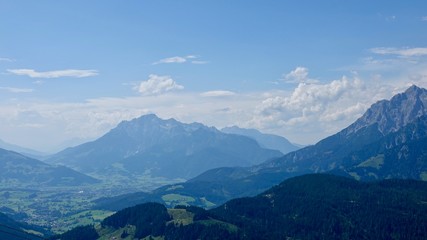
[7,69,99,78]
[137,74,184,95]
[320,102,366,122]
[0,87,34,93]
[200,90,236,97]
[1,74,425,152]
[252,77,372,134]
[153,55,207,65]
[284,67,319,84]
[371,47,427,57]
[2,60,427,151]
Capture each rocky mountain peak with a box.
[345,85,427,135]
[112,114,213,138]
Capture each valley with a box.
[0,175,181,234]
[0,85,426,239]
[2,2,427,239]
[52,174,427,240]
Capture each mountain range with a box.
[46,114,283,181]
[258,85,427,179]
[3,85,427,239]
[59,174,427,240]
[0,148,98,188]
[0,139,46,159]
[95,85,427,210]
[221,126,300,154]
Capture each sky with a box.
[1,0,427,152]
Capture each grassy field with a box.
[0,175,185,234]
[161,194,195,206]
[167,208,194,226]
[0,187,102,232]
[52,210,114,233]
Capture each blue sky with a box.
[1,1,427,152]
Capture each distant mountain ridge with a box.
[0,148,98,188]
[221,126,300,154]
[262,85,427,173]
[0,139,46,159]
[186,85,427,185]
[47,114,282,181]
[94,85,427,210]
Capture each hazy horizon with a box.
[1,1,427,152]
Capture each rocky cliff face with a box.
[260,85,427,180]
[345,85,427,136]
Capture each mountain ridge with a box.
[94,85,427,210]
[221,126,299,154]
[0,139,46,159]
[47,114,283,181]
[262,85,427,173]
[345,84,427,136]
[0,148,98,187]
[68,174,427,240]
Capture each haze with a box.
[1,1,427,152]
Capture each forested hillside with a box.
[57,174,427,240]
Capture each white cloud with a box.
[248,74,384,142]
[153,56,187,65]
[7,69,99,78]
[2,60,427,151]
[1,74,426,152]
[422,16,427,21]
[320,102,366,122]
[283,67,319,84]
[137,74,184,95]
[153,55,207,65]
[200,90,236,97]
[0,57,15,62]
[371,47,427,57]
[0,87,34,93]
[0,92,258,151]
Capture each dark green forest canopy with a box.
[59,174,427,240]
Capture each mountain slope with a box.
[209,174,427,239]
[74,174,427,239]
[94,85,427,210]
[0,139,46,159]
[221,126,299,154]
[0,148,98,187]
[175,85,427,205]
[0,212,48,240]
[261,85,427,177]
[47,114,282,180]
[345,84,427,135]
